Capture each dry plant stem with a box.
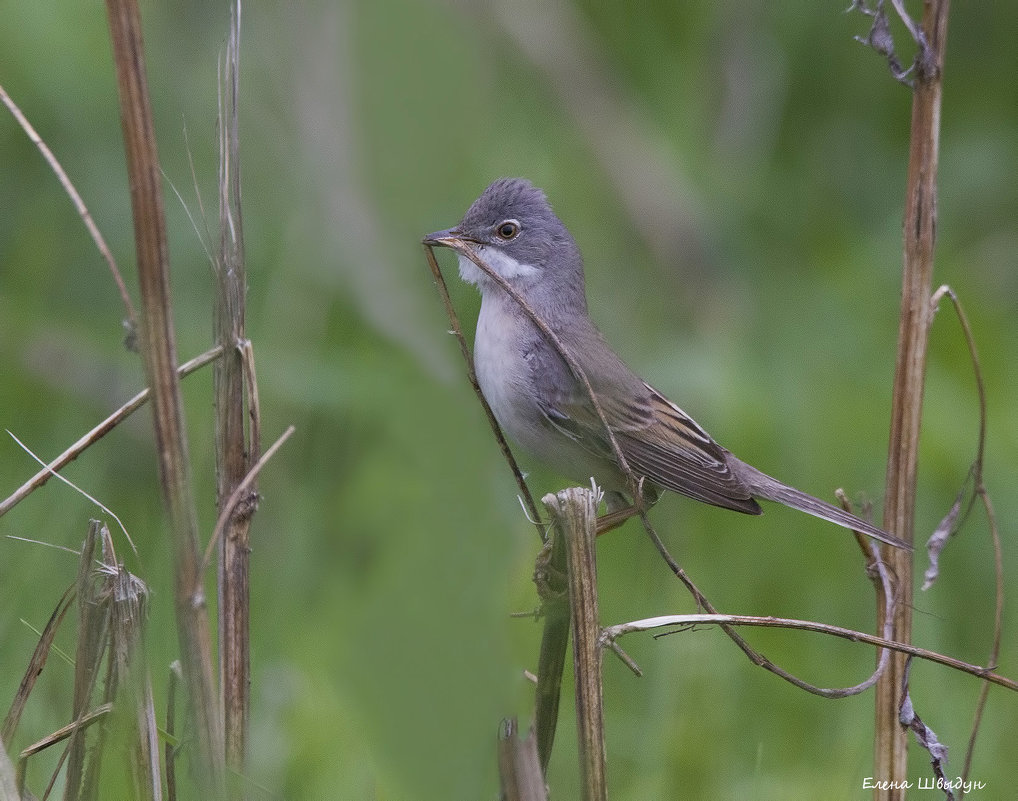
[104,0,224,792]
[423,244,545,540]
[214,3,253,783]
[0,346,223,519]
[58,520,156,800]
[600,614,1017,693]
[876,2,949,794]
[544,489,607,801]
[929,286,1002,792]
[497,719,548,801]
[18,704,113,760]
[533,523,570,775]
[0,84,137,333]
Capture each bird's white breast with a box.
[472,291,615,488]
[473,293,534,436]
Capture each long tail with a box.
[730,457,911,551]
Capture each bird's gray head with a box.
[427,178,587,313]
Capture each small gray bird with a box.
[425,177,908,550]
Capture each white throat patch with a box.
[458,246,539,286]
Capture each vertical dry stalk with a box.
[543,489,606,801]
[104,0,224,792]
[875,2,950,796]
[61,522,159,801]
[215,2,255,783]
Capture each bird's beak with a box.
[422,227,464,248]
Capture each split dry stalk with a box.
[544,488,606,801]
[214,4,257,785]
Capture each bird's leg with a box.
[595,504,640,535]
[595,485,657,535]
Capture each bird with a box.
[424,177,909,550]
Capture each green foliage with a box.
[1,2,1015,798]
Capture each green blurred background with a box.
[1,2,1015,798]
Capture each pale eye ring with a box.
[495,219,521,240]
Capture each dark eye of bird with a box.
[496,221,519,240]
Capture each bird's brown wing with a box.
[612,384,762,514]
[540,366,761,515]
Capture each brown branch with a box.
[601,614,1018,693]
[0,346,223,519]
[103,0,224,792]
[876,1,950,793]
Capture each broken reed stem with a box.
[876,2,949,794]
[215,3,254,785]
[543,489,606,801]
[103,0,224,792]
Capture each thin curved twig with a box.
[637,511,896,698]
[423,244,546,540]
[929,285,1004,791]
[0,83,137,340]
[601,613,1018,694]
